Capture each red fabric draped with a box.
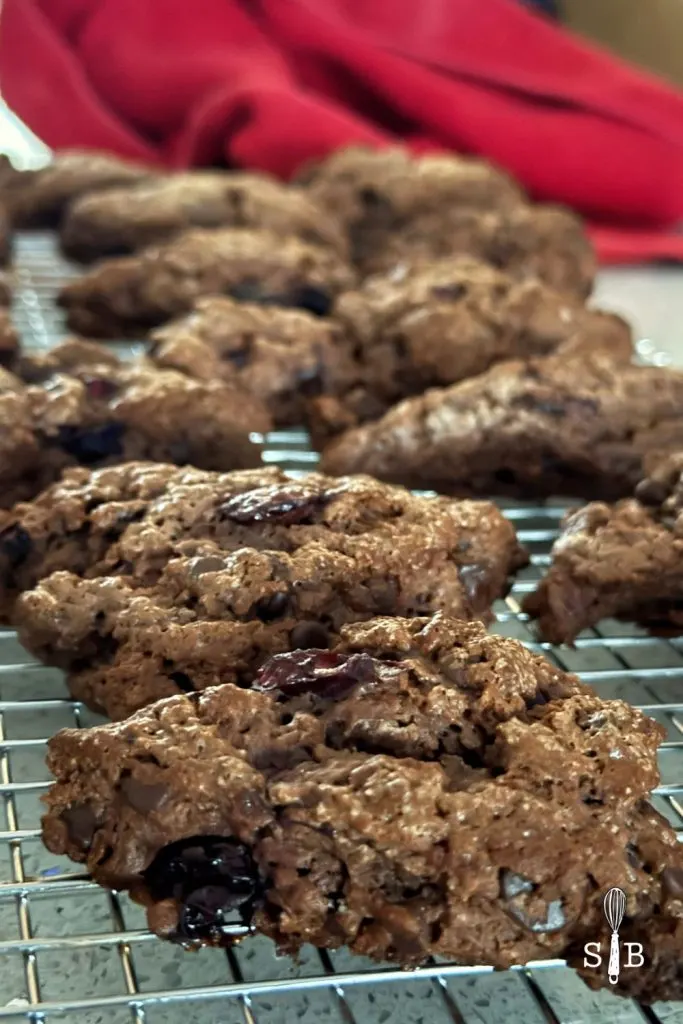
[3,0,683,262]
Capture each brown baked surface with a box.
[13,469,526,718]
[149,296,357,427]
[524,452,683,643]
[0,151,153,228]
[0,461,198,619]
[40,612,683,1003]
[321,352,683,501]
[308,257,632,444]
[0,272,11,308]
[299,147,594,294]
[0,340,268,510]
[60,172,347,262]
[58,227,357,337]
[0,310,18,367]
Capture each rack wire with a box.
[1,233,683,1024]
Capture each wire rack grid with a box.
[1,234,683,1024]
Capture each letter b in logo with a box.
[624,943,645,968]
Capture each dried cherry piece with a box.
[81,375,119,401]
[255,649,377,699]
[218,485,330,526]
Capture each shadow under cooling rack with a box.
[1,233,683,1024]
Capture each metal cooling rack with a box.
[1,234,683,1024]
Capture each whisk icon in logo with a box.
[583,887,645,980]
[604,887,626,984]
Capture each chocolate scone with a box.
[308,257,632,444]
[321,352,683,500]
[0,342,268,510]
[148,296,357,427]
[298,147,594,294]
[524,453,683,643]
[58,228,357,337]
[15,473,526,718]
[0,151,153,228]
[60,172,347,262]
[40,613,683,1003]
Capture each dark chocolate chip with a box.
[120,776,168,814]
[225,347,250,370]
[165,440,191,464]
[431,283,467,302]
[253,591,290,623]
[662,867,683,898]
[296,358,325,396]
[57,422,125,464]
[458,563,490,606]
[493,468,517,486]
[635,478,670,507]
[113,508,145,528]
[293,287,332,317]
[0,524,32,568]
[170,671,195,693]
[188,555,226,577]
[290,621,331,650]
[359,187,382,207]
[626,842,642,869]
[61,804,98,851]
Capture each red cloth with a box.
[2,0,683,263]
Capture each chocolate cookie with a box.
[524,452,683,643]
[40,613,683,1003]
[14,471,526,718]
[0,341,268,510]
[300,146,521,260]
[321,352,683,500]
[58,228,357,337]
[299,147,594,295]
[148,296,356,427]
[0,151,153,228]
[0,462,263,620]
[60,172,347,262]
[308,257,632,444]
